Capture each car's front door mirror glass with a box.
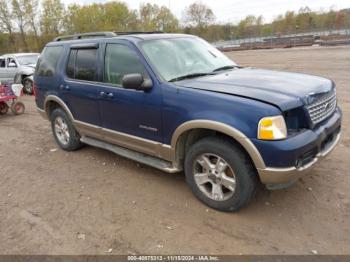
[122,73,152,91]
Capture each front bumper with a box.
[255,107,342,188]
[258,131,340,188]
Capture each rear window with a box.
[36,46,63,77]
[66,48,97,81]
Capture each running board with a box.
[80,136,181,173]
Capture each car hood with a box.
[22,64,36,69]
[176,68,333,111]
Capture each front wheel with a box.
[184,137,258,212]
[23,78,33,94]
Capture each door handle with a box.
[100,91,114,98]
[59,84,70,91]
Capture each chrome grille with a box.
[306,89,337,126]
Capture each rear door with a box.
[61,43,101,126]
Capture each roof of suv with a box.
[47,33,195,46]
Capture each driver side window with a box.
[104,44,147,86]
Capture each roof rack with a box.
[54,31,164,42]
[114,31,164,35]
[54,32,117,42]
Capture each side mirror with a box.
[8,62,17,68]
[122,73,152,91]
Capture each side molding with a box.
[170,120,266,170]
[41,97,266,172]
[41,95,175,162]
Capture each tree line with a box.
[0,0,349,53]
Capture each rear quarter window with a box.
[36,45,63,77]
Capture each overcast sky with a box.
[61,0,350,23]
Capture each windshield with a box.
[140,37,237,82]
[16,55,39,66]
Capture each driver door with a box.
[98,42,163,155]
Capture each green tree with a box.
[12,0,29,51]
[139,3,159,31]
[0,0,15,48]
[102,1,139,31]
[139,3,178,32]
[184,2,215,29]
[155,6,178,32]
[41,0,64,35]
[63,2,139,34]
[24,0,40,47]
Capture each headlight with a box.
[258,115,287,140]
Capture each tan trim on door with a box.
[74,120,174,161]
[42,96,265,171]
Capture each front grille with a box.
[306,89,337,126]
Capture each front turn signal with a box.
[258,115,287,140]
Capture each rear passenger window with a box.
[36,46,63,77]
[66,49,97,81]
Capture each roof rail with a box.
[53,31,165,42]
[54,32,117,42]
[114,31,164,35]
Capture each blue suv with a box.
[34,32,341,211]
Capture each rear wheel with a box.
[51,108,82,151]
[184,136,258,212]
[11,101,25,115]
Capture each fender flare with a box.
[44,95,74,120]
[170,120,266,170]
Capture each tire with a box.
[50,108,83,151]
[184,136,258,212]
[23,77,33,95]
[10,101,25,115]
[0,103,9,115]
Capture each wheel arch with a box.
[44,95,74,120]
[170,120,266,170]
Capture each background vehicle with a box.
[0,81,25,115]
[35,32,341,212]
[0,53,40,95]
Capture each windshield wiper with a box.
[169,72,214,82]
[212,65,238,72]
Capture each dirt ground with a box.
[0,46,349,255]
